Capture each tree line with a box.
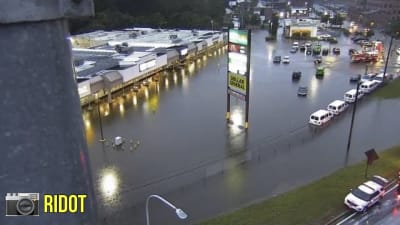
[69,0,225,34]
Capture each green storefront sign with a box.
[229,30,248,46]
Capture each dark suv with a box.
[273,56,281,63]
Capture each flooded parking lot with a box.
[83,30,400,224]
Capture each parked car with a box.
[344,176,387,212]
[299,45,306,52]
[292,71,302,80]
[290,47,298,53]
[273,56,281,63]
[349,74,361,83]
[316,67,324,78]
[314,55,322,64]
[282,56,290,64]
[333,47,340,55]
[297,86,308,96]
[322,48,329,56]
[348,49,357,55]
[353,37,369,43]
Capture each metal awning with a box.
[89,75,104,93]
[101,71,123,90]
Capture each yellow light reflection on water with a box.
[83,112,95,145]
[133,94,137,106]
[144,88,149,99]
[165,79,169,89]
[156,83,160,93]
[173,73,178,84]
[119,103,125,115]
[99,167,121,204]
[181,68,186,76]
[188,62,195,75]
[149,95,159,112]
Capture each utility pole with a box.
[345,65,365,157]
[0,1,97,224]
[382,35,394,79]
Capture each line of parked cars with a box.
[308,74,384,126]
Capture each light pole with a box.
[345,77,363,160]
[96,93,105,142]
[211,19,214,32]
[146,195,188,225]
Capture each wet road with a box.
[83,30,400,224]
[340,185,400,225]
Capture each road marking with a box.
[336,212,357,225]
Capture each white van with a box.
[360,80,378,93]
[309,109,333,126]
[344,89,364,103]
[327,100,348,115]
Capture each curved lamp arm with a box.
[146,194,188,225]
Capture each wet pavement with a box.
[83,30,400,224]
[340,185,400,225]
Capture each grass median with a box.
[372,78,400,99]
[200,145,400,225]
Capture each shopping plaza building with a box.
[71,28,226,105]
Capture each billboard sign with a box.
[228,72,247,95]
[229,30,248,46]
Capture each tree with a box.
[69,0,225,34]
[269,12,279,37]
[330,14,344,26]
[250,14,261,26]
[320,15,330,23]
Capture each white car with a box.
[344,176,387,212]
[282,56,290,64]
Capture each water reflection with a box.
[308,77,320,101]
[133,94,137,107]
[98,166,121,206]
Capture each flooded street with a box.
[83,30,400,224]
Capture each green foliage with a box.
[329,14,343,26]
[269,12,279,36]
[70,0,225,34]
[249,14,261,26]
[365,29,375,37]
[201,145,400,225]
[342,28,350,36]
[320,15,330,23]
[373,78,400,99]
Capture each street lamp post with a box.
[96,93,105,142]
[345,79,362,158]
[146,195,188,225]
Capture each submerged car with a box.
[297,86,308,96]
[316,67,324,78]
[349,74,361,83]
[273,56,282,63]
[282,56,290,64]
[314,55,322,64]
[290,47,298,53]
[292,71,302,80]
[333,47,340,55]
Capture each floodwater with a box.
[82,30,400,225]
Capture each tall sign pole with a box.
[226,29,251,129]
[245,31,251,129]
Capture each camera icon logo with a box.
[5,193,39,216]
